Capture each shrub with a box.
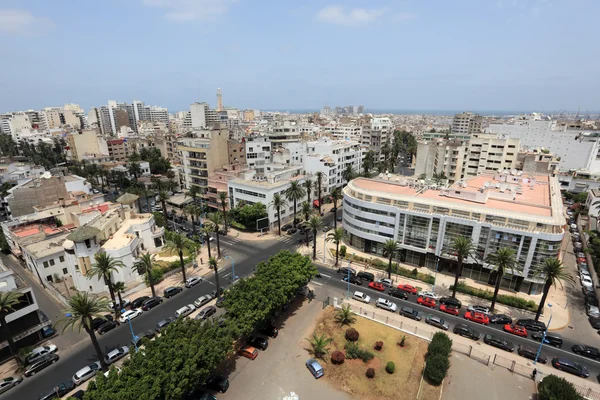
[340,245,347,258]
[345,342,375,363]
[345,328,359,342]
[366,368,375,379]
[411,268,418,277]
[428,332,453,358]
[538,375,583,400]
[385,361,395,374]
[331,351,345,365]
[398,335,406,347]
[424,354,450,385]
[450,282,536,312]
[374,341,383,351]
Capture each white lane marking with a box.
[311,282,323,286]
[320,274,331,278]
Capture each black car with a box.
[97,320,119,335]
[453,323,479,340]
[281,223,293,232]
[70,390,85,399]
[248,336,268,350]
[131,329,156,347]
[130,296,150,309]
[337,267,356,276]
[388,288,409,300]
[38,381,75,400]
[483,334,514,352]
[91,317,111,331]
[259,324,279,338]
[287,228,298,235]
[586,294,599,307]
[489,314,512,325]
[205,375,230,393]
[589,316,600,329]
[357,271,375,282]
[531,331,563,348]
[518,345,547,364]
[155,317,174,333]
[342,275,362,285]
[551,357,589,378]
[211,287,225,298]
[24,354,59,377]
[164,287,183,298]
[438,297,462,308]
[515,319,546,332]
[572,345,600,360]
[142,297,163,311]
[399,306,422,321]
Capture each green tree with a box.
[486,247,517,312]
[209,257,220,298]
[128,162,142,181]
[449,236,477,298]
[207,213,224,258]
[342,164,356,184]
[538,374,583,400]
[334,304,356,325]
[113,281,126,307]
[0,291,24,361]
[0,228,10,253]
[535,258,575,321]
[315,172,324,214]
[56,293,111,371]
[301,201,312,223]
[329,186,342,229]
[269,193,288,236]
[184,204,201,237]
[285,180,305,228]
[303,178,313,205]
[165,232,195,284]
[219,192,229,232]
[185,185,201,204]
[327,228,347,266]
[305,333,333,359]
[88,252,124,319]
[134,253,160,297]
[159,190,170,225]
[382,239,399,280]
[304,215,323,260]
[201,225,214,259]
[363,150,376,176]
[432,172,447,185]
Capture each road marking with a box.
[320,274,331,278]
[222,273,231,279]
[311,282,323,286]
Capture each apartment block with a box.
[206,164,247,211]
[227,139,246,165]
[452,112,482,136]
[361,117,393,162]
[107,139,130,161]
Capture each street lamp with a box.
[124,311,138,352]
[224,255,237,282]
[534,303,552,365]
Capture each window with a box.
[49,259,55,266]
[85,239,91,249]
[62,268,68,274]
[43,261,49,268]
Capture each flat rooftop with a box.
[24,232,71,258]
[102,214,152,250]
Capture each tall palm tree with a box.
[315,172,324,214]
[134,253,159,297]
[301,201,312,223]
[201,225,214,259]
[303,178,313,205]
[269,194,288,236]
[449,236,477,298]
[0,291,23,361]
[185,185,201,204]
[329,186,342,229]
[382,239,399,280]
[88,252,124,319]
[165,232,195,284]
[305,333,333,359]
[334,304,356,325]
[151,175,166,192]
[209,257,220,298]
[304,215,323,260]
[342,164,355,185]
[363,150,375,176]
[285,180,306,228]
[57,293,111,371]
[185,204,200,237]
[486,247,517,312]
[207,212,223,258]
[159,190,170,225]
[113,281,126,307]
[218,192,229,232]
[327,228,347,266]
[535,258,575,321]
[128,162,142,181]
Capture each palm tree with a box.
[165,232,195,284]
[269,193,288,236]
[305,333,333,359]
[218,192,229,232]
[159,190,170,225]
[128,162,142,181]
[432,172,447,186]
[285,180,306,228]
[57,293,111,371]
[185,185,201,204]
[304,215,323,260]
[486,247,517,312]
[363,150,375,176]
[329,186,342,229]
[382,239,399,280]
[327,228,347,266]
[315,172,324,214]
[185,204,201,237]
[301,201,312,223]
[0,291,23,360]
[88,252,124,319]
[201,225,214,259]
[209,257,220,298]
[534,258,575,321]
[334,304,356,325]
[449,236,477,298]
[303,179,313,205]
[342,164,355,185]
[207,212,223,258]
[134,253,159,297]
[113,281,126,307]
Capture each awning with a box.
[313,200,320,207]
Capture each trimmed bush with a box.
[450,282,537,312]
[428,332,453,358]
[345,342,375,363]
[374,341,383,351]
[331,351,345,365]
[339,245,347,258]
[424,354,450,385]
[538,375,584,400]
[345,328,359,342]
[385,361,395,374]
[366,368,375,379]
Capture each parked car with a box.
[322,225,331,232]
[464,311,490,325]
[467,305,490,315]
[131,329,156,347]
[40,325,56,339]
[439,297,462,308]
[338,267,356,276]
[185,277,202,288]
[388,288,409,300]
[164,286,183,298]
[368,282,386,291]
[357,271,375,282]
[377,278,394,288]
[503,324,528,338]
[376,298,397,312]
[194,295,213,308]
[216,296,226,308]
[342,275,362,285]
[352,291,371,304]
[0,375,22,394]
[72,362,101,385]
[515,319,547,332]
[239,345,258,360]
[119,308,143,323]
[589,316,600,329]
[397,284,418,294]
[195,305,217,320]
[97,320,119,335]
[417,291,439,300]
[587,304,600,318]
[105,346,129,364]
[24,354,59,377]
[25,344,58,365]
[417,296,436,308]
[281,223,293,232]
[155,317,175,333]
[205,375,230,393]
[551,357,589,378]
[518,345,547,363]
[453,323,479,340]
[211,287,225,298]
[38,381,75,400]
[130,296,150,309]
[489,314,512,325]
[440,304,459,316]
[259,323,279,338]
[248,336,269,350]
[142,297,163,311]
[581,276,594,289]
[426,315,449,330]
[175,304,196,318]
[287,228,298,235]
[306,358,324,379]
[111,298,130,310]
[531,331,563,348]
[399,306,422,321]
[572,345,600,360]
[483,334,514,352]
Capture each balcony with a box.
[151,226,165,239]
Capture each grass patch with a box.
[311,307,441,400]
[158,248,192,258]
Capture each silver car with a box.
[0,376,22,394]
[25,344,58,364]
[185,277,202,288]
[467,305,490,315]
[426,315,449,330]
[73,362,101,385]
[376,298,397,312]
[104,346,130,365]
[194,295,213,308]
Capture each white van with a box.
[175,304,195,318]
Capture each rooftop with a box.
[24,232,71,259]
[102,214,152,250]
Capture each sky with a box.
[0,0,599,113]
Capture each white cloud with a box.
[142,0,232,22]
[0,9,49,34]
[314,5,386,26]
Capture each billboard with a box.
[256,217,269,231]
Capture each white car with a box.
[25,344,58,364]
[119,308,143,323]
[377,278,394,288]
[175,304,196,318]
[376,298,397,312]
[587,305,600,318]
[104,366,122,378]
[73,362,101,385]
[185,277,202,288]
[417,291,439,300]
[193,295,213,308]
[581,275,594,288]
[467,305,490,315]
[104,346,129,365]
[352,291,371,304]
[580,271,591,280]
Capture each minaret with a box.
[216,88,223,111]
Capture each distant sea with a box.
[270,109,533,117]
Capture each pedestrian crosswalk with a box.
[218,237,242,246]
[276,236,297,244]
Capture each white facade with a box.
[22,233,70,284]
[190,102,209,128]
[245,136,272,174]
[303,138,362,192]
[361,117,393,162]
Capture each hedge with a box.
[428,332,452,358]
[538,375,583,400]
[229,220,251,231]
[424,354,450,385]
[450,282,537,312]
[385,361,395,374]
[345,342,374,363]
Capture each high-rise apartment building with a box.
[361,117,393,162]
[217,88,223,111]
[451,112,482,136]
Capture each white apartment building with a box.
[245,136,272,174]
[361,117,393,162]
[269,120,301,144]
[303,138,362,193]
[415,140,466,182]
[451,112,482,136]
[322,123,362,140]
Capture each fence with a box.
[572,383,600,400]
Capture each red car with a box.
[464,311,490,325]
[417,296,436,308]
[368,282,385,292]
[503,324,528,337]
[578,257,587,264]
[397,284,418,295]
[440,304,459,316]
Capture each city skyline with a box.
[0,0,598,112]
